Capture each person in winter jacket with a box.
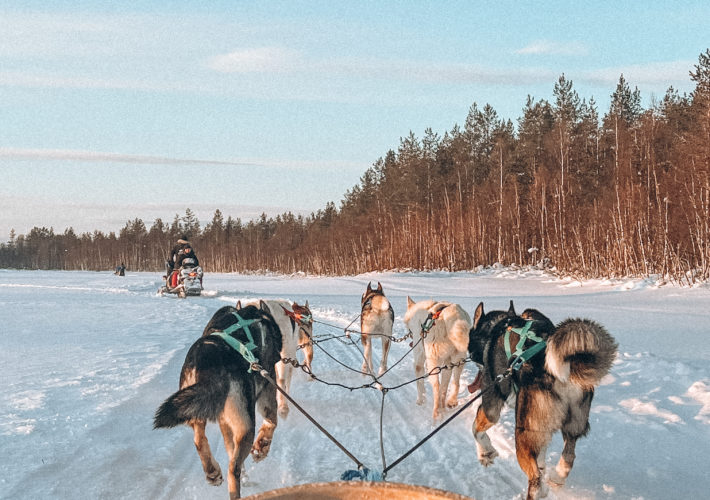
[174,244,199,269]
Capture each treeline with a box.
[3,50,710,283]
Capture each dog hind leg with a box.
[219,394,255,500]
[251,383,278,462]
[549,389,592,486]
[190,420,223,486]
[378,336,391,376]
[516,429,550,500]
[360,334,373,375]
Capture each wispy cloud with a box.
[0,148,364,171]
[580,60,694,86]
[206,48,557,86]
[206,47,301,73]
[515,40,588,56]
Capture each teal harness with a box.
[210,313,261,372]
[504,320,546,372]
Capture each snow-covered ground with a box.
[1,268,709,500]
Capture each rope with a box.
[383,373,506,476]
[253,363,366,470]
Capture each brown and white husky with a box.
[404,297,471,420]
[360,282,394,377]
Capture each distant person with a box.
[114,263,126,276]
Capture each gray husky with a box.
[467,301,617,500]
[154,302,282,499]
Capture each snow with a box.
[1,268,709,500]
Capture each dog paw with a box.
[546,469,566,487]
[278,406,289,419]
[415,396,425,405]
[446,398,459,408]
[478,449,498,467]
[205,468,223,486]
[250,438,272,462]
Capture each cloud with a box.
[580,60,694,86]
[0,148,365,171]
[516,40,588,56]
[207,47,301,73]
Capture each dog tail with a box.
[545,318,618,390]
[153,378,229,429]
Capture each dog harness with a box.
[504,320,546,371]
[280,304,312,325]
[210,313,261,372]
[421,303,448,334]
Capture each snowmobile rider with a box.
[175,243,199,270]
[166,237,191,288]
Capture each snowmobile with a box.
[159,263,203,298]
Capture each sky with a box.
[2,268,709,499]
[2,1,709,241]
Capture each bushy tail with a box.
[545,318,618,390]
[153,378,229,429]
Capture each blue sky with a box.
[2,1,708,240]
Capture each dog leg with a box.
[275,361,291,420]
[548,435,577,487]
[549,389,591,486]
[429,369,443,420]
[445,362,465,408]
[191,420,223,486]
[414,347,426,405]
[473,406,499,466]
[516,405,553,500]
[378,336,391,376]
[360,334,373,375]
[516,433,547,500]
[219,402,254,500]
[251,383,278,462]
[299,333,315,380]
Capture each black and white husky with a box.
[244,298,314,419]
[154,302,283,499]
[360,282,394,377]
[467,301,617,500]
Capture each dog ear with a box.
[508,300,516,316]
[305,300,309,309]
[473,302,484,329]
[366,281,372,292]
[376,282,383,292]
[236,300,242,309]
[407,296,415,308]
[259,300,272,316]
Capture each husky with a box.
[154,302,283,499]
[404,297,472,420]
[360,282,394,377]
[467,301,618,500]
[243,298,314,419]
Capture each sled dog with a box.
[467,301,617,500]
[154,302,283,499]
[404,297,471,420]
[243,298,314,419]
[360,282,394,377]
